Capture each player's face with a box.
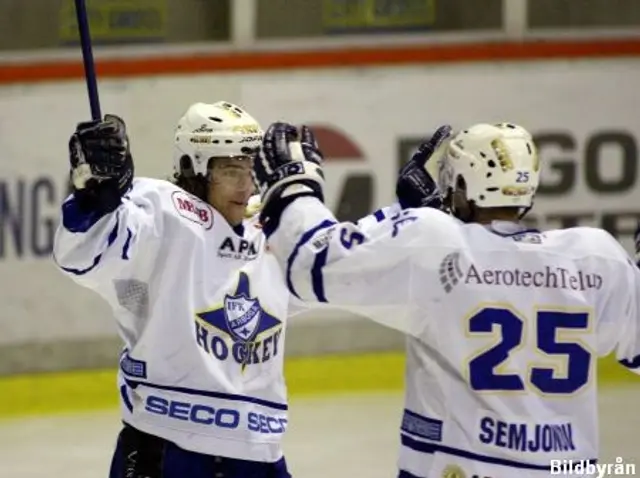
[208,157,255,226]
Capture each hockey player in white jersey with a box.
[53,102,295,478]
[253,122,640,478]
[53,102,403,478]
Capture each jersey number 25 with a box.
[466,305,592,395]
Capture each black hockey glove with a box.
[396,125,452,210]
[254,122,325,237]
[69,114,134,214]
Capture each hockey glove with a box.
[396,125,453,210]
[69,114,134,214]
[254,122,325,237]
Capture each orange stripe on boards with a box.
[1,38,640,85]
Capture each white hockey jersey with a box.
[268,197,640,478]
[53,178,398,463]
[53,178,289,461]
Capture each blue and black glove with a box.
[396,125,452,210]
[253,122,325,236]
[69,114,134,214]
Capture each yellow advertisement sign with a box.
[59,0,167,43]
[323,0,436,31]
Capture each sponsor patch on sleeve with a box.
[171,191,214,229]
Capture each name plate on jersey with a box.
[476,411,581,458]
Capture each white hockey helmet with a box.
[437,123,539,210]
[173,101,263,177]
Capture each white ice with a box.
[0,389,638,478]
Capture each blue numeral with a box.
[531,311,591,394]
[468,308,524,391]
[467,307,591,395]
[339,228,365,249]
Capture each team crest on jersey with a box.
[195,272,282,370]
[224,294,262,341]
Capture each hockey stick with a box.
[74,0,102,120]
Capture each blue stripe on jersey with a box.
[373,209,386,222]
[121,228,133,260]
[490,228,541,237]
[400,434,597,471]
[398,471,422,478]
[311,246,329,302]
[123,378,288,411]
[286,219,336,299]
[55,215,120,276]
[120,384,134,413]
[619,354,640,369]
[61,196,109,233]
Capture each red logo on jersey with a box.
[172,191,214,230]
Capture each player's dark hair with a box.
[172,172,208,202]
[171,155,210,202]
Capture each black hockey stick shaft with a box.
[74,0,102,120]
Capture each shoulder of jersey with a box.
[546,226,625,257]
[388,207,461,245]
[412,207,460,229]
[545,225,613,243]
[127,177,215,230]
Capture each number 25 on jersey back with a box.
[464,304,593,396]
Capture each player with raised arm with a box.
[53,102,404,478]
[55,102,293,478]
[253,122,640,478]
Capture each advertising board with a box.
[1,58,638,373]
[241,60,640,251]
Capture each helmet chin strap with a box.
[518,202,533,220]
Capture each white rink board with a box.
[1,58,639,371]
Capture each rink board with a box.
[1,55,639,420]
[2,58,640,377]
[0,350,635,420]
